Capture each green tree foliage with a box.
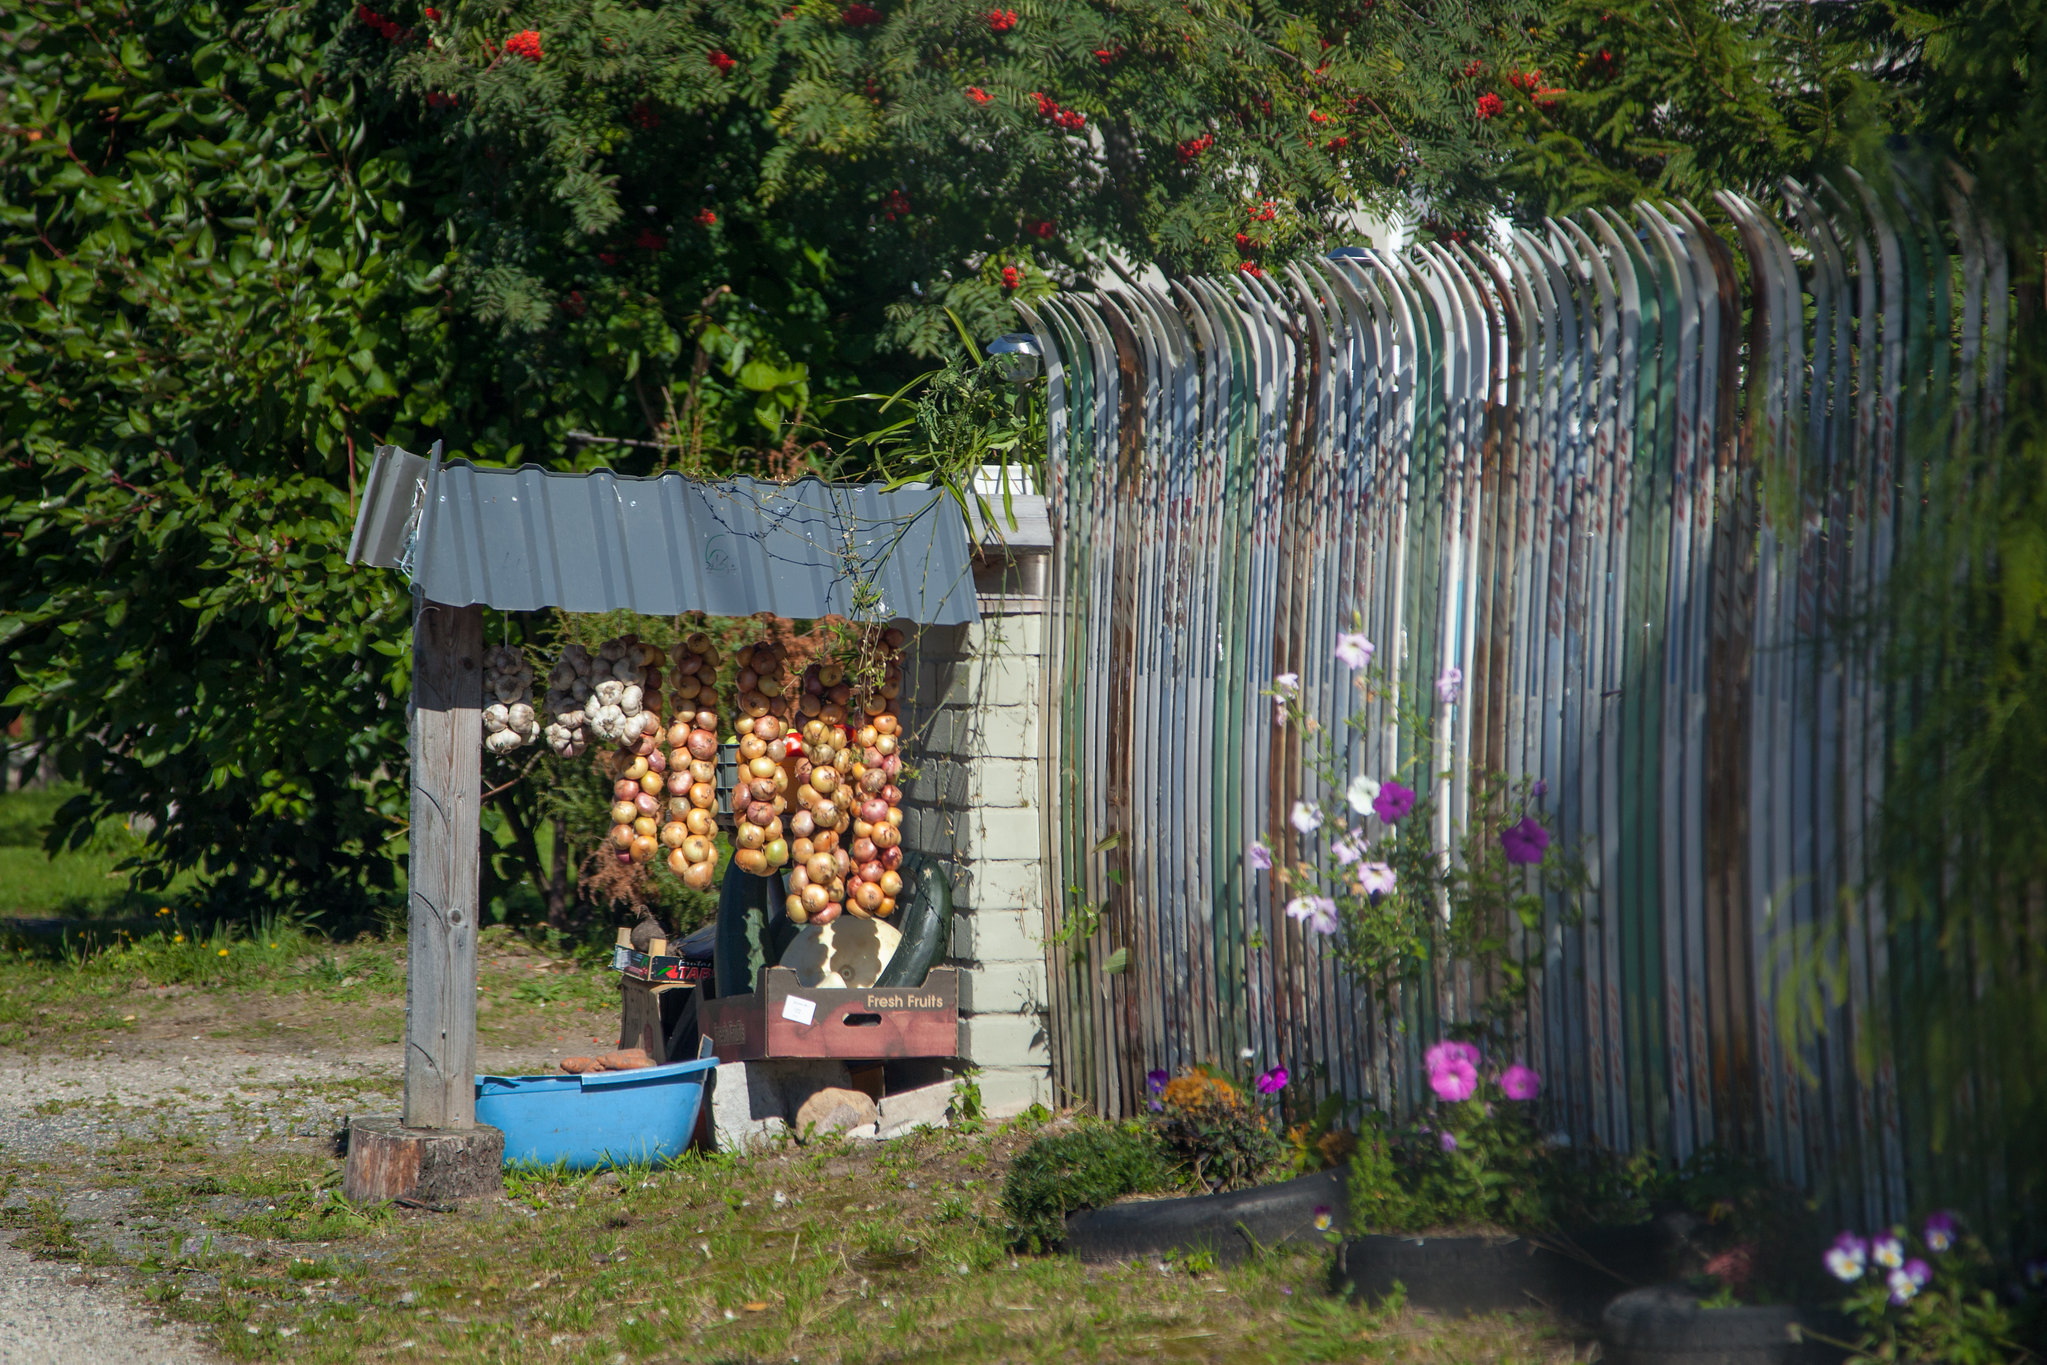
[1479,0,1909,218]
[365,0,1523,464]
[0,1,424,917]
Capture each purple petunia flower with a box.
[1499,1063,1541,1101]
[1356,861,1397,898]
[1436,666,1463,704]
[1825,1232,1868,1282]
[1500,817,1550,865]
[1440,1130,1459,1152]
[1256,1066,1288,1095]
[1274,672,1300,698]
[1147,1069,1169,1093]
[1335,633,1375,670]
[1373,780,1416,823]
[1924,1210,1958,1254]
[1530,779,1548,799]
[1246,841,1273,872]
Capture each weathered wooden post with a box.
[342,592,504,1203]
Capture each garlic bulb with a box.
[481,645,537,751]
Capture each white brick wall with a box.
[900,563,1052,1107]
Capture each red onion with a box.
[860,797,888,824]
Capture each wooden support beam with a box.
[405,595,483,1129]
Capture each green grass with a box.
[0,783,200,919]
[2,1120,1581,1364]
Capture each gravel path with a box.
[0,1038,562,1363]
[0,1232,220,1365]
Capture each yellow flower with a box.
[217,948,230,957]
[157,907,170,917]
[173,934,185,944]
[268,943,277,949]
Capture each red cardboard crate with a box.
[698,966,957,1062]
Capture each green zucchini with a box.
[873,850,952,989]
[712,866,788,998]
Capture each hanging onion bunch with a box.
[481,644,540,755]
[543,642,595,757]
[785,626,909,927]
[730,638,793,882]
[657,631,726,891]
[599,636,669,868]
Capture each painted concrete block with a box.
[960,961,1046,1014]
[958,1011,1050,1068]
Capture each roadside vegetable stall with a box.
[338,444,978,1197]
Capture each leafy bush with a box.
[1001,1121,1176,1253]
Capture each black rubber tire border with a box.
[1329,1224,1672,1326]
[1062,1169,1348,1267]
[1601,1285,1850,1365]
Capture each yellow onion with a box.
[612,823,636,849]
[736,822,766,851]
[685,807,718,836]
[879,869,904,898]
[660,822,689,849]
[683,860,715,891]
[630,834,658,863]
[610,800,638,825]
[763,838,789,867]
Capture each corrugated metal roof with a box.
[346,448,980,626]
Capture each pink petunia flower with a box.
[1499,1063,1541,1101]
[1246,841,1273,872]
[1335,633,1374,669]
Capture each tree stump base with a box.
[342,1116,503,1206]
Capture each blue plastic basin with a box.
[475,1056,718,1170]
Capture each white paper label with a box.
[780,994,817,1026]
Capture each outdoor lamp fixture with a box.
[986,332,1043,384]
